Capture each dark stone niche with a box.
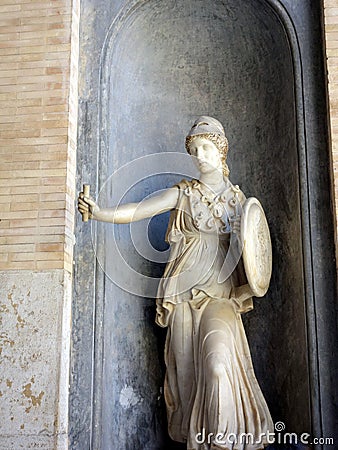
[70,1,337,449]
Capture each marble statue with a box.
[78,116,274,449]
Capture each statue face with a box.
[188,136,223,174]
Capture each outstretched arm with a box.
[78,186,179,224]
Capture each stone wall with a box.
[0,271,72,449]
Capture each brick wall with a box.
[0,0,78,274]
[324,0,338,255]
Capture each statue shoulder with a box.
[174,178,194,191]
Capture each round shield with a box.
[240,197,272,297]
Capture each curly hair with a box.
[185,132,230,177]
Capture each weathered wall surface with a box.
[0,0,79,448]
[0,270,72,449]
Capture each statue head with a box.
[185,116,229,177]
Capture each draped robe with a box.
[156,179,273,450]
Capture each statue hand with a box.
[78,193,100,220]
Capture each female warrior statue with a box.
[78,116,273,449]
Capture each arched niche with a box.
[71,0,337,449]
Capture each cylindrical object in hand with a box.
[82,184,90,222]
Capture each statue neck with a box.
[199,170,225,193]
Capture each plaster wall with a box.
[0,270,72,449]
